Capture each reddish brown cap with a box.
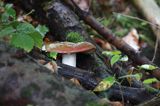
[44,42,96,53]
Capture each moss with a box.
[42,88,54,98]
[66,32,84,43]
[21,83,41,98]
[47,80,64,91]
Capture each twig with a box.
[152,36,159,62]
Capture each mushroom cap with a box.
[44,42,96,53]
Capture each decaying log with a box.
[58,63,157,105]
[0,41,99,106]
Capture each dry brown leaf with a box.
[70,78,81,86]
[44,61,58,73]
[122,28,140,51]
[94,37,112,50]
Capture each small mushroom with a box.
[42,42,96,67]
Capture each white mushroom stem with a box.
[62,54,76,67]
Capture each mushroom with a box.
[42,42,96,67]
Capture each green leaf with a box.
[138,64,158,70]
[36,25,49,37]
[143,78,159,84]
[16,22,35,34]
[11,33,34,52]
[48,52,58,59]
[120,55,128,62]
[102,50,121,57]
[5,4,13,10]
[93,76,115,92]
[5,4,16,19]
[1,12,9,22]
[111,55,121,66]
[29,31,43,48]
[0,26,15,37]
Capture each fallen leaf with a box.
[93,76,115,92]
[44,61,58,73]
[122,28,140,51]
[70,78,81,86]
[94,37,112,50]
[98,98,124,106]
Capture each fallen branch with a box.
[69,0,160,80]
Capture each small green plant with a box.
[66,32,84,43]
[102,50,128,66]
[0,1,49,52]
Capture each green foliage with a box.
[36,25,49,36]
[110,55,121,66]
[0,1,49,52]
[99,18,113,27]
[0,26,15,37]
[138,64,158,71]
[114,13,148,30]
[155,0,160,6]
[93,76,115,92]
[11,33,34,52]
[0,3,16,22]
[66,32,84,43]
[112,13,154,44]
[48,52,58,59]
[102,50,128,66]
[143,78,159,84]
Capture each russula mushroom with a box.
[42,42,96,67]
